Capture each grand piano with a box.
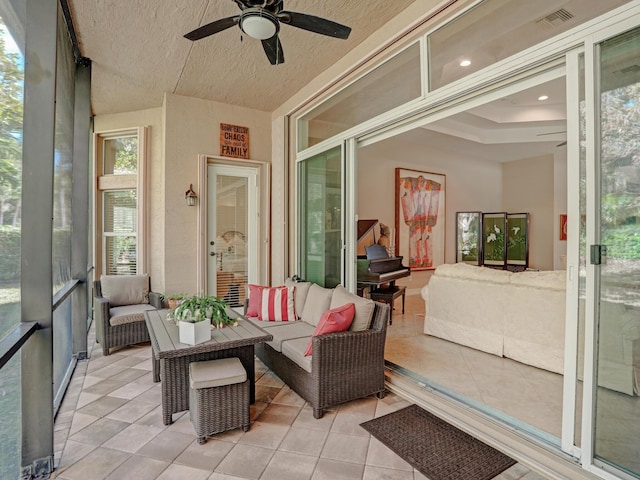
[356,220,410,320]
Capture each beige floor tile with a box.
[56,440,96,470]
[174,439,235,471]
[215,443,275,479]
[237,420,289,449]
[363,465,415,480]
[260,451,318,480]
[255,370,286,388]
[56,446,130,480]
[104,455,170,480]
[278,426,329,456]
[109,380,155,400]
[311,458,365,480]
[292,405,337,431]
[136,430,195,462]
[82,379,128,397]
[106,399,158,423]
[330,410,375,436]
[102,423,165,453]
[69,412,99,436]
[155,463,211,480]
[69,417,129,446]
[320,431,370,464]
[255,403,303,426]
[135,405,167,429]
[271,384,306,406]
[133,383,162,405]
[75,391,102,409]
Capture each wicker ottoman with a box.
[189,357,250,444]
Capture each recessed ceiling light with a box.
[538,95,549,101]
[459,59,471,67]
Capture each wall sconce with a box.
[185,184,197,206]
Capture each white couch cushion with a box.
[330,285,374,332]
[109,304,156,326]
[281,337,313,373]
[285,279,313,316]
[101,274,150,307]
[301,284,333,326]
[265,322,316,352]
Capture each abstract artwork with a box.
[395,168,446,270]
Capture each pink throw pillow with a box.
[304,303,355,356]
[246,284,266,317]
[258,285,297,322]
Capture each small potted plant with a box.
[160,292,186,310]
[172,295,237,345]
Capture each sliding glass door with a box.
[298,146,343,287]
[592,26,640,478]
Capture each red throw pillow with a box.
[304,303,355,356]
[258,285,297,322]
[246,284,266,317]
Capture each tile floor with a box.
[51,321,546,480]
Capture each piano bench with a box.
[369,286,406,324]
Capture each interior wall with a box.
[162,93,272,296]
[554,150,568,270]
[357,129,503,266]
[502,154,555,271]
[93,107,165,292]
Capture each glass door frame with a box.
[581,16,640,480]
[295,142,348,288]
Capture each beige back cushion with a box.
[300,283,333,326]
[330,285,375,331]
[101,274,150,307]
[284,278,313,315]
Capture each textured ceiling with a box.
[67,0,416,115]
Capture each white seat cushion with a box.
[281,337,313,373]
[189,357,247,389]
[109,304,156,326]
[265,322,316,352]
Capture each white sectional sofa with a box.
[421,263,640,396]
[422,263,566,374]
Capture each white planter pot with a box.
[178,318,211,345]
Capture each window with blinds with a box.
[95,128,146,277]
[103,190,137,275]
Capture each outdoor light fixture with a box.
[538,95,549,101]
[240,8,278,40]
[185,184,197,206]
[459,59,471,67]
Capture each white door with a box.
[207,164,258,307]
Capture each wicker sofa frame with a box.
[93,278,162,356]
[253,301,390,419]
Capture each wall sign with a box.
[220,123,249,159]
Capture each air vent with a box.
[536,8,574,28]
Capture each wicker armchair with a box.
[94,274,162,356]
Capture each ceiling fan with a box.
[184,0,352,65]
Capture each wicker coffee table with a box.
[145,309,273,425]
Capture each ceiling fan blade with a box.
[278,11,351,39]
[262,35,284,65]
[184,16,239,41]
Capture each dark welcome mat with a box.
[360,404,516,480]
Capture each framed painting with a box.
[456,211,482,265]
[482,212,507,267]
[506,213,529,267]
[395,168,446,270]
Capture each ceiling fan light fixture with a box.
[240,9,278,40]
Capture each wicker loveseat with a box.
[245,282,390,419]
[94,274,162,355]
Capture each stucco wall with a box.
[162,93,272,295]
[93,107,165,292]
[503,154,555,271]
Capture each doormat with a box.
[360,404,516,480]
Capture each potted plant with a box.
[172,295,237,345]
[160,292,186,310]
